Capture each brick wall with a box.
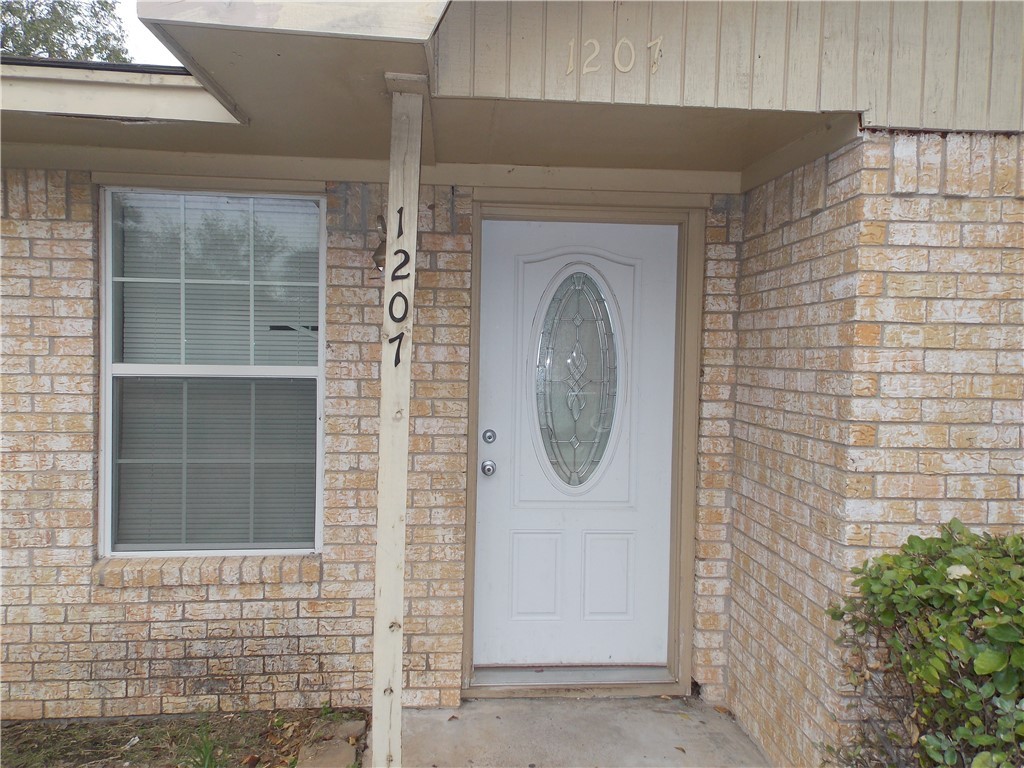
[690,194,744,702]
[725,132,1024,765]
[728,145,861,765]
[2,140,1019,767]
[0,175,472,717]
[323,182,472,708]
[842,132,1023,555]
[2,170,99,719]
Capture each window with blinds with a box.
[105,191,323,552]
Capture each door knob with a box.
[481,460,496,477]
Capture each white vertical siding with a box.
[682,2,719,107]
[542,2,579,101]
[888,1,926,128]
[989,1,1024,130]
[648,2,684,106]
[856,1,892,127]
[508,2,544,100]
[717,1,753,110]
[819,2,856,113]
[750,1,788,111]
[473,2,508,98]
[432,0,1024,131]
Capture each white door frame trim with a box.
[463,200,706,698]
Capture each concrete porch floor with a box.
[396,697,770,768]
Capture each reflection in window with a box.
[107,190,321,552]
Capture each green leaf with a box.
[985,623,1022,644]
[919,663,941,687]
[947,633,968,653]
[975,648,1009,675]
[830,523,1024,765]
[1011,646,1024,668]
[925,744,946,763]
[992,667,1019,696]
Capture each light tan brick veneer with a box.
[724,133,1023,766]
[2,140,1019,768]
[1,177,472,717]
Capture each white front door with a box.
[474,220,678,670]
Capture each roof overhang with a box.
[1,1,861,192]
[0,62,236,123]
[140,1,449,42]
[137,1,448,124]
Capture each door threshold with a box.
[471,665,675,688]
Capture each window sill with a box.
[93,553,322,588]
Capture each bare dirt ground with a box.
[0,706,367,768]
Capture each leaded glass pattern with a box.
[536,271,618,486]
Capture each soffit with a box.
[1,10,855,179]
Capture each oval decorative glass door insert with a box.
[536,271,618,487]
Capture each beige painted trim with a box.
[462,202,484,690]
[740,113,861,191]
[446,164,739,194]
[462,198,704,698]
[140,23,249,124]
[2,143,741,194]
[90,172,325,194]
[478,203,707,224]
[467,683,691,700]
[0,64,237,124]
[1,144,389,182]
[474,188,711,210]
[139,0,449,42]
[675,208,706,688]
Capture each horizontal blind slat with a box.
[117,378,183,458]
[255,379,317,460]
[254,286,319,366]
[186,465,250,543]
[184,284,250,364]
[120,282,182,364]
[114,464,183,546]
[186,379,251,459]
[255,464,316,542]
[114,377,316,550]
[110,189,321,552]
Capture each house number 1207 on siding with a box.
[566,36,664,75]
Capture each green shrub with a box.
[828,520,1024,768]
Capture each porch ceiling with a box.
[1,8,856,181]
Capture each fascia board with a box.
[1,64,238,124]
[138,1,450,43]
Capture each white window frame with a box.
[99,187,326,557]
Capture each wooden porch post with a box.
[371,85,424,768]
